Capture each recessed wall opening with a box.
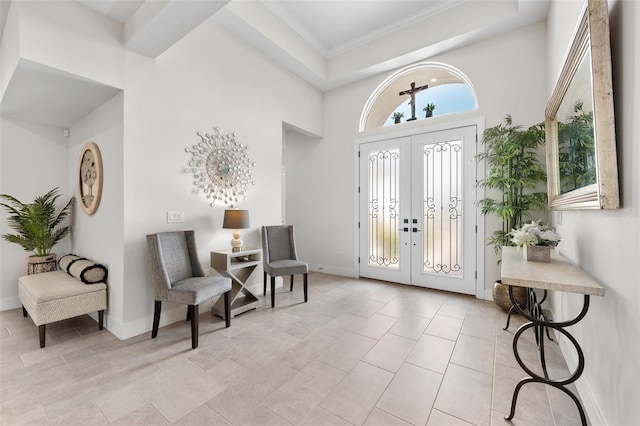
[360,62,478,132]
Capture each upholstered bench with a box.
[18,255,108,348]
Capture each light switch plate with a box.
[167,211,184,223]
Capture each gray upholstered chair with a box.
[146,230,232,349]
[261,225,308,308]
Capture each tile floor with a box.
[0,273,584,425]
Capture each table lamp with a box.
[223,209,250,252]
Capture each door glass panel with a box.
[422,140,462,276]
[368,149,400,269]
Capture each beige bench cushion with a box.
[18,271,107,326]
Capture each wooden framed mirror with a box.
[545,0,619,210]
[78,142,103,215]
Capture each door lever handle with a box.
[412,228,421,233]
[398,227,409,232]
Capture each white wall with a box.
[289,21,548,292]
[0,2,323,340]
[0,118,71,309]
[547,1,640,425]
[67,92,124,330]
[117,18,323,337]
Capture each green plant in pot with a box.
[477,115,547,310]
[423,103,436,118]
[1,188,74,275]
[392,111,405,124]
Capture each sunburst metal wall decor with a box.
[184,127,255,207]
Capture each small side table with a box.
[211,248,262,319]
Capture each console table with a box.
[211,248,262,319]
[500,246,604,426]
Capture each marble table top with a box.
[501,247,605,296]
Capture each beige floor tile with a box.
[545,385,583,426]
[408,299,442,319]
[317,331,378,372]
[387,314,431,340]
[281,331,339,371]
[173,405,231,425]
[354,313,398,340]
[376,299,415,318]
[235,406,291,426]
[94,382,148,422]
[450,333,495,374]
[434,363,492,426]
[425,314,463,341]
[376,363,443,425]
[406,333,455,374]
[361,333,416,373]
[492,364,555,426]
[263,360,346,424]
[461,315,499,342]
[427,409,474,425]
[490,409,536,426]
[363,408,412,425]
[48,401,107,425]
[0,275,575,426]
[437,301,470,319]
[299,406,352,426]
[205,360,297,424]
[109,403,168,425]
[319,362,393,425]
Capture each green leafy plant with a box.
[558,100,596,192]
[423,103,436,112]
[477,115,548,257]
[1,188,74,256]
[392,112,404,119]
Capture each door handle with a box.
[412,228,421,232]
[399,227,409,232]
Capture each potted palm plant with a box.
[1,188,74,274]
[392,112,404,124]
[477,115,547,309]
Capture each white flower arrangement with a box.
[510,220,561,247]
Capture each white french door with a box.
[359,126,477,295]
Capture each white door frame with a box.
[354,117,486,299]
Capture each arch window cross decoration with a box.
[360,62,478,131]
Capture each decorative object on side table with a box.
[78,142,103,215]
[1,188,74,274]
[509,220,561,263]
[184,126,255,208]
[223,209,250,252]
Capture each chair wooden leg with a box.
[22,305,27,317]
[186,307,191,322]
[271,276,276,308]
[39,324,46,348]
[152,300,161,338]
[263,272,267,296]
[190,305,199,349]
[224,291,231,328]
[98,310,104,330]
[290,275,294,292]
[304,273,308,303]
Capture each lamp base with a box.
[231,230,242,252]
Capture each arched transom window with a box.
[360,62,478,132]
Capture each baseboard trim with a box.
[0,296,21,311]
[308,263,357,278]
[556,334,607,425]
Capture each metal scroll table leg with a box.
[504,285,589,426]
